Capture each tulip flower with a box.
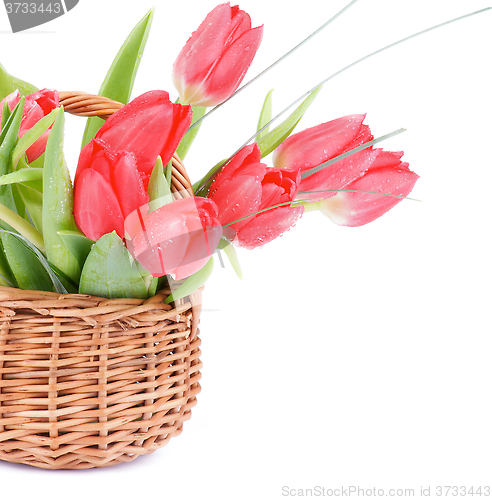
[318,152,419,226]
[73,90,192,241]
[273,114,419,226]
[125,197,223,280]
[0,88,59,162]
[172,3,263,107]
[208,143,304,249]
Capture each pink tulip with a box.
[172,3,263,107]
[319,151,419,226]
[0,88,59,162]
[125,197,223,280]
[208,143,304,249]
[73,90,192,241]
[273,114,419,226]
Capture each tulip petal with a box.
[28,89,59,114]
[236,205,304,250]
[172,3,232,102]
[273,114,367,172]
[300,147,379,198]
[96,90,192,175]
[212,175,263,229]
[73,167,124,240]
[174,224,222,280]
[112,150,149,219]
[228,6,251,42]
[126,197,222,278]
[196,25,264,107]
[209,143,261,194]
[369,149,406,169]
[19,99,43,134]
[321,165,419,227]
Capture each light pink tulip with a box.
[125,197,223,280]
[319,151,419,226]
[172,3,263,107]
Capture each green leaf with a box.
[257,86,322,158]
[0,100,25,214]
[11,108,59,168]
[148,277,158,297]
[0,62,38,99]
[79,231,149,299]
[176,105,206,160]
[57,230,94,272]
[134,260,158,297]
[148,156,172,212]
[165,158,172,186]
[81,8,155,147]
[0,98,23,160]
[16,182,43,232]
[165,257,214,304]
[1,100,11,130]
[256,89,274,140]
[0,229,66,293]
[0,238,16,287]
[218,237,243,280]
[0,168,43,186]
[42,109,81,282]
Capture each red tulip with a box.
[172,2,263,107]
[125,197,223,280]
[273,114,419,226]
[0,88,59,162]
[208,144,303,249]
[73,90,192,241]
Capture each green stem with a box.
[0,202,45,252]
[301,200,323,213]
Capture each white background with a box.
[0,0,491,498]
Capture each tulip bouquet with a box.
[1,0,490,473]
[3,0,485,302]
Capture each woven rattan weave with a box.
[0,93,203,469]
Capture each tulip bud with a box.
[172,3,263,107]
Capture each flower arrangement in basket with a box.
[0,1,488,470]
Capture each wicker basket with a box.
[0,93,202,469]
